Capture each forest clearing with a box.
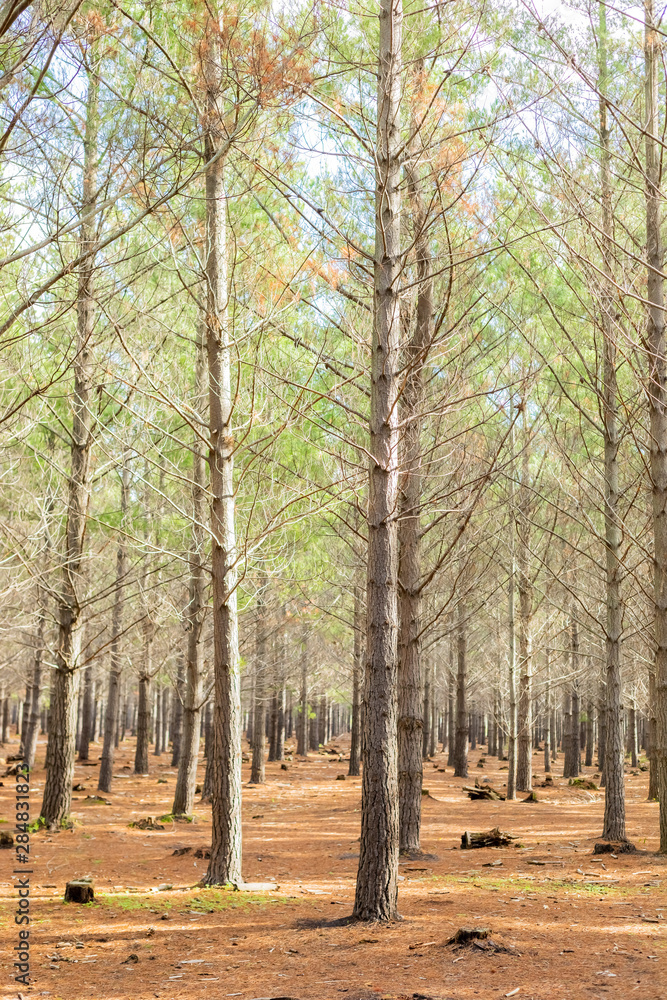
[1,733,666,1000]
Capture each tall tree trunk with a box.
[506,393,518,800]
[250,579,268,784]
[397,102,430,852]
[543,649,552,774]
[173,324,207,816]
[648,669,658,798]
[274,605,286,761]
[77,665,93,762]
[563,690,574,778]
[171,653,185,767]
[98,462,129,793]
[201,698,214,802]
[595,2,626,841]
[571,683,581,777]
[453,602,468,778]
[202,8,242,887]
[354,0,402,922]
[23,596,46,769]
[628,700,638,769]
[585,703,595,767]
[447,654,455,765]
[429,666,437,758]
[516,438,532,792]
[349,585,363,775]
[134,639,152,775]
[645,0,667,852]
[154,686,163,756]
[298,625,308,758]
[40,57,98,828]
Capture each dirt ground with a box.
[1,734,665,1000]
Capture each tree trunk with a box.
[429,668,437,758]
[562,691,573,778]
[154,686,163,756]
[134,655,151,776]
[298,625,308,758]
[585,703,594,768]
[628,701,638,769]
[453,602,469,778]
[98,464,129,793]
[594,4,626,840]
[173,324,207,816]
[543,650,551,774]
[77,666,93,763]
[353,0,402,922]
[171,653,185,767]
[274,605,286,761]
[506,387,518,796]
[201,699,214,802]
[571,683,581,777]
[349,585,363,775]
[40,58,98,829]
[648,668,658,798]
[23,596,46,769]
[250,579,268,784]
[644,0,667,852]
[200,8,242,887]
[447,657,455,765]
[397,111,430,851]
[516,439,532,792]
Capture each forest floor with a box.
[0,736,665,1000]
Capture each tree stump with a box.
[593,840,636,855]
[64,880,94,903]
[448,927,490,945]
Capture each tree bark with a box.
[134,645,151,775]
[297,625,308,758]
[40,56,98,828]
[447,655,455,765]
[250,579,268,783]
[644,0,667,852]
[349,585,362,775]
[397,101,431,851]
[171,653,185,767]
[23,594,46,769]
[453,601,469,778]
[98,461,129,793]
[77,666,93,762]
[353,0,402,922]
[506,392,518,800]
[516,436,532,792]
[594,3,626,841]
[173,323,207,816]
[585,702,594,768]
[198,8,242,886]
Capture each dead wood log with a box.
[461,827,516,849]
[462,783,505,801]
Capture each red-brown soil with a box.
[1,735,665,1000]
